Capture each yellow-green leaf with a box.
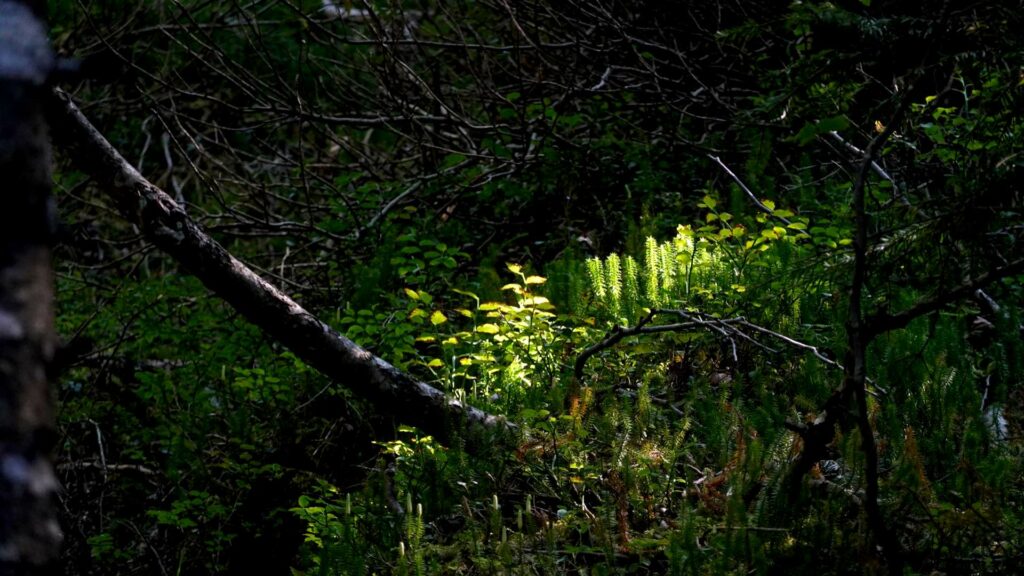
[430,310,447,325]
[506,263,522,274]
[521,296,550,307]
[525,275,547,285]
[426,358,444,368]
[476,323,500,334]
[404,288,420,300]
[451,287,479,300]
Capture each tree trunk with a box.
[0,1,63,573]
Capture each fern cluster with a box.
[582,228,731,324]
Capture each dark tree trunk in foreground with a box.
[0,1,63,573]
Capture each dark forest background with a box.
[25,0,1024,573]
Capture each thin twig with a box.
[739,321,839,369]
[708,155,791,225]
[574,309,846,382]
[827,131,896,187]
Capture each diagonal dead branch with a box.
[46,87,514,452]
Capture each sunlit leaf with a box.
[451,287,479,301]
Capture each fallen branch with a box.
[574,308,844,382]
[47,88,514,452]
[573,310,742,382]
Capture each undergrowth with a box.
[291,209,1024,575]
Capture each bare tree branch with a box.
[708,154,792,226]
[866,258,1024,338]
[47,87,514,452]
[574,308,847,383]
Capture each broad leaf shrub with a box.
[292,196,1022,574]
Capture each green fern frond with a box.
[586,258,606,302]
[644,237,661,306]
[659,241,676,299]
[605,253,623,319]
[623,256,641,322]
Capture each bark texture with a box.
[0,1,62,573]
